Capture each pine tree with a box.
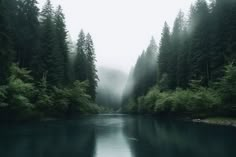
[189,0,211,86]
[177,28,191,88]
[171,11,186,88]
[145,37,158,88]
[131,38,158,98]
[15,0,40,69]
[158,22,171,90]
[85,33,98,100]
[0,0,15,84]
[54,5,69,85]
[38,0,59,85]
[74,30,87,82]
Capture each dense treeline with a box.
[0,0,99,121]
[123,38,158,103]
[122,0,236,117]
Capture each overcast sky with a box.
[38,0,196,73]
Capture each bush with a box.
[0,64,100,121]
[131,85,221,116]
[51,80,99,116]
[217,63,236,108]
[0,64,37,120]
[123,63,236,117]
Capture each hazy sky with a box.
[38,0,196,73]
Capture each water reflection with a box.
[123,116,236,157]
[0,115,236,157]
[94,115,132,157]
[0,119,96,157]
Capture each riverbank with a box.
[192,117,236,127]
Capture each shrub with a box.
[217,63,236,108]
[135,86,221,116]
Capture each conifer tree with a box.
[0,0,15,83]
[15,0,40,69]
[158,22,171,90]
[189,0,211,86]
[85,33,98,100]
[132,38,158,98]
[74,30,87,82]
[54,5,69,85]
[38,0,58,85]
[170,11,185,88]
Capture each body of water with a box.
[0,114,236,157]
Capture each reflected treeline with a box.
[1,115,236,157]
[123,116,236,157]
[0,119,96,157]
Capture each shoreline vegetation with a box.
[1,0,236,125]
[122,63,236,120]
[0,0,99,122]
[121,0,236,123]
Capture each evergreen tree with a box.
[15,0,40,69]
[0,0,15,84]
[38,0,59,85]
[158,22,171,90]
[189,0,211,86]
[171,11,186,88]
[54,5,69,85]
[145,37,158,88]
[85,33,98,100]
[132,38,158,98]
[74,30,87,82]
[177,28,191,88]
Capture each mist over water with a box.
[96,67,128,110]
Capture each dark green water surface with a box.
[0,114,236,157]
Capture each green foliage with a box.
[125,37,158,99]
[74,30,87,82]
[85,33,98,100]
[123,99,137,113]
[54,5,69,85]
[217,63,236,108]
[0,0,99,121]
[127,85,222,117]
[15,0,40,69]
[74,31,98,100]
[0,86,7,102]
[0,0,15,83]
[123,0,236,117]
[1,64,36,120]
[0,64,99,121]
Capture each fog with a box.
[96,67,128,110]
[37,0,197,109]
[38,0,196,73]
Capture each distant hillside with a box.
[96,67,128,110]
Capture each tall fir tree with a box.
[74,30,87,82]
[158,22,171,90]
[131,38,158,98]
[189,0,211,86]
[38,0,59,85]
[54,5,69,85]
[85,33,98,100]
[15,0,40,69]
[0,0,15,83]
[171,11,186,88]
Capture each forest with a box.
[1,0,236,121]
[0,0,99,121]
[122,0,236,118]
[1,1,236,157]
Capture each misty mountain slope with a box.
[96,67,128,110]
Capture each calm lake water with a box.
[0,114,236,157]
